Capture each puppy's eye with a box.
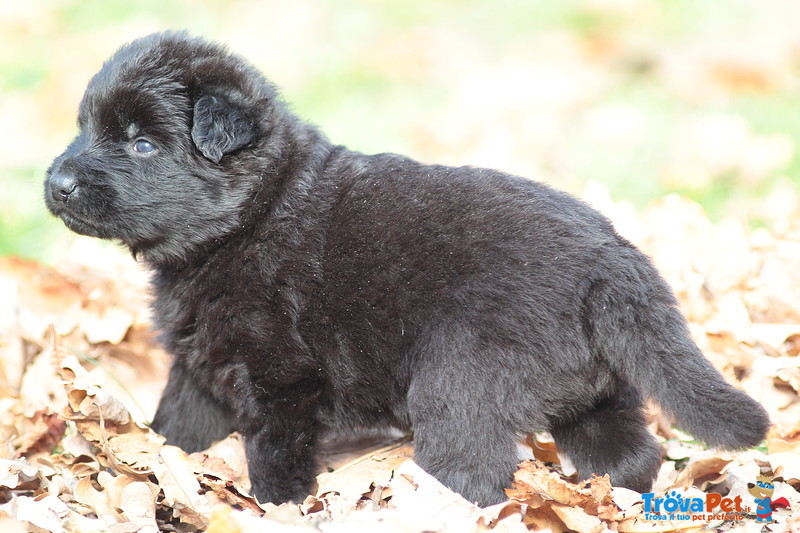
[133,139,156,154]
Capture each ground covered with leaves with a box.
[1,190,799,532]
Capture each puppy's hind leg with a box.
[151,360,238,452]
[550,385,661,492]
[408,334,522,507]
[409,397,520,506]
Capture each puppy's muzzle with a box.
[48,173,79,203]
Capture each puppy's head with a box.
[45,32,282,265]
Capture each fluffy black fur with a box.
[45,32,770,506]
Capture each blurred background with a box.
[3,0,800,262]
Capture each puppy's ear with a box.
[191,94,258,163]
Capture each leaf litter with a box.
[1,190,800,532]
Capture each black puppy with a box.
[45,32,769,506]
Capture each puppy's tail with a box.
[585,244,769,450]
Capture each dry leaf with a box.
[521,504,570,532]
[81,307,135,345]
[190,433,249,485]
[0,495,69,533]
[315,442,413,502]
[118,481,159,533]
[13,410,66,457]
[767,421,800,454]
[58,353,131,426]
[73,474,124,524]
[610,487,642,513]
[0,458,48,491]
[151,445,219,529]
[673,455,733,490]
[386,460,483,532]
[523,433,562,466]
[508,459,595,507]
[550,503,607,533]
[475,499,526,529]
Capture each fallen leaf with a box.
[315,441,413,503]
[387,460,483,532]
[81,307,135,345]
[152,444,220,529]
[673,455,733,491]
[610,487,642,513]
[0,458,48,491]
[523,433,562,466]
[13,409,66,457]
[0,494,69,533]
[58,353,131,426]
[767,420,800,454]
[73,474,125,524]
[550,503,606,533]
[118,481,159,533]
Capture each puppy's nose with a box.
[49,173,78,202]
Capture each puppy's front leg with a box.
[151,360,238,452]
[240,400,320,504]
